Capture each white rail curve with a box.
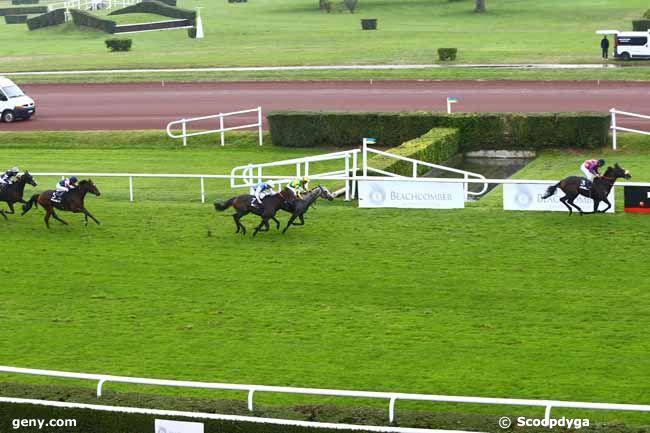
[1,366,649,426]
[610,108,650,150]
[166,107,263,147]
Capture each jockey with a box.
[581,159,605,181]
[52,176,78,203]
[251,180,275,207]
[287,176,310,199]
[0,167,20,187]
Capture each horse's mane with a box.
[78,180,90,186]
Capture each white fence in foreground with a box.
[166,107,263,147]
[1,366,649,427]
[610,108,650,150]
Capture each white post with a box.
[257,107,263,146]
[296,163,301,178]
[257,166,262,184]
[544,405,552,424]
[200,177,205,204]
[447,99,451,114]
[463,173,469,201]
[219,114,225,146]
[389,397,396,423]
[129,176,134,202]
[181,120,187,147]
[412,161,417,178]
[344,154,350,201]
[362,139,368,177]
[610,108,617,150]
[305,161,310,177]
[352,151,358,198]
[195,7,204,39]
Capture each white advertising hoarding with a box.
[155,419,204,433]
[503,183,615,213]
[358,180,465,209]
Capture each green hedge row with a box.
[4,14,27,23]
[154,0,178,5]
[70,8,116,33]
[371,128,460,176]
[109,0,196,25]
[12,0,39,4]
[267,111,609,150]
[0,5,46,15]
[26,8,65,30]
[632,20,650,31]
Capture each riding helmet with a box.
[70,176,78,183]
[598,159,605,166]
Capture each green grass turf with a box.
[1,131,650,426]
[108,12,177,25]
[1,0,649,72]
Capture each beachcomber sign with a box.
[358,180,465,209]
[503,183,615,213]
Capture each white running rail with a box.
[47,0,140,13]
[230,149,360,201]
[610,108,650,150]
[166,107,263,147]
[362,139,488,201]
[1,366,650,426]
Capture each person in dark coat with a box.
[601,36,610,60]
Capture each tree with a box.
[475,0,486,12]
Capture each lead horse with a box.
[22,179,102,228]
[280,185,334,234]
[542,164,631,215]
[0,172,37,220]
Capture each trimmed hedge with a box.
[267,111,609,150]
[371,128,460,176]
[26,7,65,30]
[153,0,177,4]
[105,37,132,51]
[438,48,457,61]
[70,8,116,33]
[632,20,650,31]
[0,5,46,15]
[4,14,27,23]
[11,0,39,4]
[109,0,196,25]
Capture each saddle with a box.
[578,178,593,196]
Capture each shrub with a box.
[343,0,358,13]
[4,14,27,23]
[0,5,46,15]
[632,20,650,31]
[644,8,650,19]
[70,9,116,32]
[105,38,132,51]
[109,0,196,25]
[438,48,458,61]
[152,0,177,4]
[267,111,609,150]
[11,0,38,4]
[26,8,65,30]
[188,27,197,38]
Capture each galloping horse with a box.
[214,187,295,236]
[542,164,631,215]
[280,185,334,234]
[22,179,102,228]
[0,172,37,220]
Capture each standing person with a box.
[581,159,605,181]
[601,36,610,60]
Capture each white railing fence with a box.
[230,149,360,201]
[166,107,263,147]
[47,0,140,14]
[362,139,488,201]
[1,366,649,427]
[610,108,650,150]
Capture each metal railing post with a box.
[129,176,134,202]
[181,120,187,147]
[248,389,255,411]
[258,107,263,146]
[219,114,225,146]
[464,173,469,201]
[388,397,396,423]
[200,177,205,204]
[610,108,617,151]
[412,161,417,178]
[345,155,350,201]
[544,405,552,424]
[352,151,358,198]
[362,139,368,177]
[257,166,262,184]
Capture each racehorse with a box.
[280,185,334,234]
[0,172,37,220]
[542,164,631,215]
[22,179,102,228]
[214,187,295,236]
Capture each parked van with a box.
[0,77,35,123]
[597,30,650,60]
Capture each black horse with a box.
[542,164,631,215]
[280,185,334,234]
[0,172,37,220]
[214,187,295,236]
[22,180,102,228]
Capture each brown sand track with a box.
[2,80,649,131]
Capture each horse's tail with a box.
[22,194,39,214]
[542,183,560,199]
[214,197,235,211]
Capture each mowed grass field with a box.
[1,132,650,427]
[0,0,648,72]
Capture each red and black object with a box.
[624,186,650,213]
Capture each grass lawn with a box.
[0,131,650,429]
[1,0,649,72]
[108,12,177,25]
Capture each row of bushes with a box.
[26,7,65,30]
[4,14,27,23]
[632,20,650,31]
[109,0,196,25]
[70,8,116,33]
[267,111,609,150]
[11,0,39,4]
[0,5,46,15]
[370,128,460,176]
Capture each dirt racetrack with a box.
[2,80,649,131]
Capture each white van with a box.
[0,77,36,123]
[597,30,650,60]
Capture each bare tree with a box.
[475,0,486,12]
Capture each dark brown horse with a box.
[281,185,334,234]
[0,172,37,220]
[214,187,295,236]
[22,179,102,228]
[542,164,631,215]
